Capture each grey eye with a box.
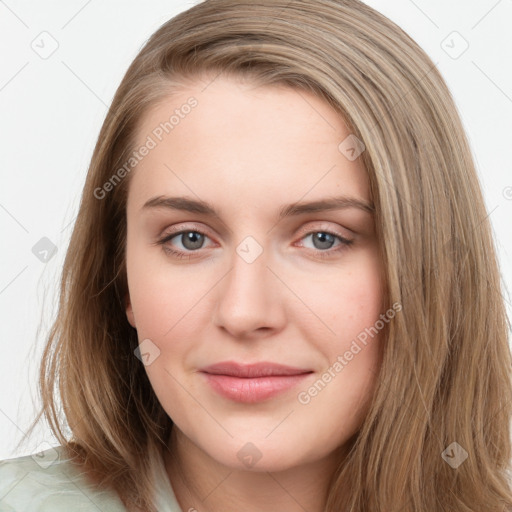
[173,231,207,251]
[304,232,338,250]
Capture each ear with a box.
[125,293,136,328]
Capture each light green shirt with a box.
[0,445,183,511]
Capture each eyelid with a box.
[295,221,354,240]
[159,221,352,243]
[159,223,215,240]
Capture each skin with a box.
[124,74,385,512]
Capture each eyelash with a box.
[156,227,354,261]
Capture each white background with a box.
[1,0,511,459]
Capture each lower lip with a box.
[201,372,312,403]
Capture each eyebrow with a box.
[142,195,374,219]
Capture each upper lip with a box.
[200,361,313,378]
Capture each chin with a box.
[203,437,318,473]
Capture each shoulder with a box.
[0,445,127,512]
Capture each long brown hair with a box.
[21,0,512,510]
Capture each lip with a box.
[199,361,313,403]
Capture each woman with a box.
[1,0,511,511]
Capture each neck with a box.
[164,426,348,512]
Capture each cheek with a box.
[126,243,211,339]
[333,261,385,379]
[125,247,212,393]
[291,252,384,343]
[296,251,384,404]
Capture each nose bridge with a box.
[212,234,283,336]
[224,236,271,306]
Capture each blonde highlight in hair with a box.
[21,0,512,510]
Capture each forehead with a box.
[127,76,369,213]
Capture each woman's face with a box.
[124,75,385,472]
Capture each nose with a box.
[211,243,286,340]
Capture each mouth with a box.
[199,361,314,403]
